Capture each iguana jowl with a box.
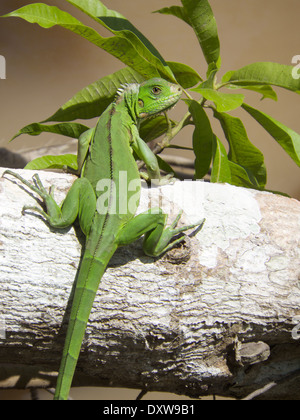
[3,78,204,400]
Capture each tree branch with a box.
[0,168,299,400]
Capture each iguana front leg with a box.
[130,125,163,182]
[3,170,96,236]
[66,127,95,176]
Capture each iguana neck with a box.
[115,83,140,124]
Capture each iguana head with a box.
[137,78,182,119]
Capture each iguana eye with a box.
[152,86,161,95]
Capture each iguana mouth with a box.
[139,94,182,119]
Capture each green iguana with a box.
[3,78,204,400]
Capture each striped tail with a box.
[54,249,114,400]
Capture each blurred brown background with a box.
[0,0,299,400]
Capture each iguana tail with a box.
[54,247,116,400]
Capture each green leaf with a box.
[2,3,167,80]
[192,87,244,112]
[211,136,231,183]
[10,122,89,142]
[139,116,176,143]
[210,134,265,189]
[206,62,220,80]
[181,0,220,67]
[222,62,300,94]
[213,110,266,187]
[213,144,262,190]
[44,67,145,123]
[64,0,174,81]
[189,101,213,179]
[167,61,202,88]
[228,161,262,189]
[43,62,195,124]
[226,84,278,101]
[153,6,190,25]
[156,155,178,177]
[242,103,300,167]
[155,1,221,69]
[25,154,77,170]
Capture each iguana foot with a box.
[3,170,54,220]
[157,213,205,254]
[3,170,52,199]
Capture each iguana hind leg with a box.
[117,207,205,257]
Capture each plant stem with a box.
[152,110,192,155]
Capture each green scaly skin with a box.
[3,78,204,400]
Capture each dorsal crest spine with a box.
[115,83,139,101]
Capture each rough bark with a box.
[0,168,299,400]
